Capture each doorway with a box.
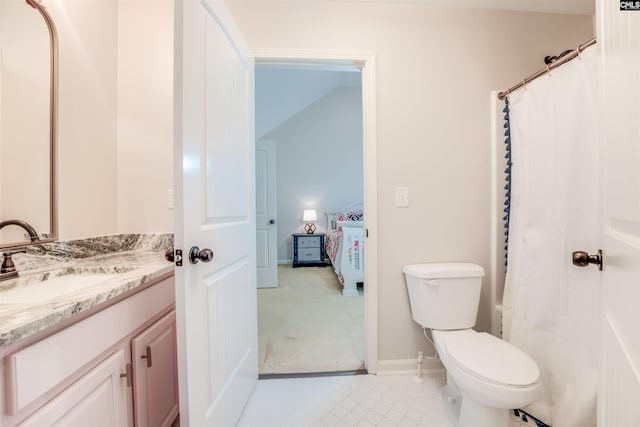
[254,52,378,376]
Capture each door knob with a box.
[269,219,276,225]
[189,246,214,264]
[572,249,603,271]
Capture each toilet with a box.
[403,263,541,427]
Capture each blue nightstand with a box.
[292,233,328,267]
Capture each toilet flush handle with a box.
[426,279,438,287]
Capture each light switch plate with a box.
[395,186,409,208]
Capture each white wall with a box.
[226,0,594,362]
[262,86,363,261]
[116,0,174,234]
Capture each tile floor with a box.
[237,373,454,427]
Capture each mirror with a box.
[0,0,57,248]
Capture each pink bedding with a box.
[325,229,342,266]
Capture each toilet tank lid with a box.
[403,263,485,279]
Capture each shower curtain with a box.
[502,46,599,427]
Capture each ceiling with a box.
[432,0,594,15]
[316,0,595,15]
[255,68,361,139]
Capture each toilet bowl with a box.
[433,329,541,426]
[403,263,541,427]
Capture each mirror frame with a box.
[1,0,58,249]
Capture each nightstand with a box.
[292,233,328,267]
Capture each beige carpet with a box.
[258,265,364,374]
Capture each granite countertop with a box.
[0,234,174,349]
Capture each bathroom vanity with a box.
[0,2,180,424]
[0,234,177,427]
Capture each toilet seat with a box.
[444,330,539,388]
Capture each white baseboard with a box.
[376,358,444,376]
[278,260,291,265]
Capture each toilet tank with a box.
[402,263,485,330]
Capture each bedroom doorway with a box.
[254,53,377,376]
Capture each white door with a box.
[173,0,257,425]
[256,140,278,288]
[596,2,640,425]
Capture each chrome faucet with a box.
[0,219,40,242]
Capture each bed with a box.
[325,208,365,296]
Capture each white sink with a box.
[0,271,124,304]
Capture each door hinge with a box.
[366,228,369,238]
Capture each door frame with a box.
[253,49,378,373]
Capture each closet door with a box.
[256,139,278,288]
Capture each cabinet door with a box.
[20,350,129,427]
[132,310,178,427]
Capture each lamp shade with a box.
[303,209,317,222]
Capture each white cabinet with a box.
[0,275,177,427]
[21,350,129,427]
[132,311,179,427]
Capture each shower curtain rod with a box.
[497,36,596,100]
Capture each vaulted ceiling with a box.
[256,68,361,140]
